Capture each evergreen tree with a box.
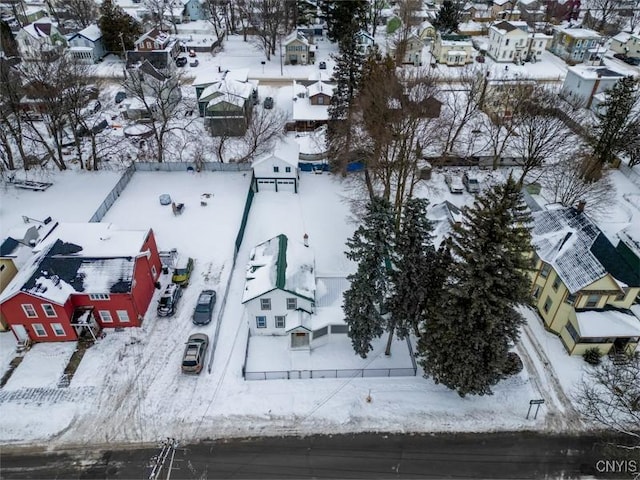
[433,0,461,34]
[590,76,640,179]
[320,0,368,45]
[388,198,436,342]
[0,20,18,57]
[343,197,395,358]
[418,176,534,396]
[99,0,143,54]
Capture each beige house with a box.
[487,21,550,63]
[432,34,475,66]
[530,206,640,356]
[284,31,315,65]
[610,32,640,59]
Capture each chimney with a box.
[576,200,586,213]
[303,233,309,247]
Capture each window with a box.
[42,304,57,318]
[585,294,599,308]
[98,310,113,323]
[285,167,291,173]
[565,322,580,342]
[505,39,510,46]
[256,316,266,328]
[540,263,552,278]
[89,294,110,301]
[151,265,157,278]
[51,323,65,336]
[275,316,286,328]
[552,276,561,292]
[260,298,271,310]
[543,296,553,313]
[317,96,324,105]
[286,298,297,310]
[33,323,46,337]
[0,264,5,271]
[532,285,541,299]
[117,310,130,323]
[22,304,37,318]
[565,293,577,305]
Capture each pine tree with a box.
[343,197,395,358]
[388,198,436,343]
[0,20,18,57]
[99,0,143,54]
[418,176,534,396]
[320,0,368,45]
[433,0,461,34]
[590,76,640,178]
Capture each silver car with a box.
[182,333,209,374]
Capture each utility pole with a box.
[147,438,179,480]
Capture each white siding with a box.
[246,289,314,336]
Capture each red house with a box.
[0,223,162,343]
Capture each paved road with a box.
[1,432,631,479]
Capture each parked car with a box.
[115,91,126,104]
[188,49,196,57]
[462,171,480,193]
[190,59,199,67]
[175,57,188,67]
[319,61,327,69]
[181,333,209,374]
[193,290,217,325]
[264,96,274,109]
[172,257,194,286]
[445,174,464,194]
[157,283,182,317]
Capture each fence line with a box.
[245,367,417,381]
[134,162,252,172]
[619,163,640,189]
[88,163,136,222]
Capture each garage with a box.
[256,179,276,192]
[276,179,296,193]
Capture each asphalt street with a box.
[1,432,636,479]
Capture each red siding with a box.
[1,293,77,342]
[71,293,140,327]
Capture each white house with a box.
[252,141,300,193]
[67,24,106,63]
[487,20,550,63]
[354,29,375,54]
[560,65,626,109]
[292,79,335,131]
[15,18,67,60]
[610,32,640,59]
[242,234,316,349]
[432,34,474,66]
[390,32,425,66]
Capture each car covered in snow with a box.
[157,283,182,317]
[445,174,464,194]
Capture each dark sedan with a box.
[193,290,216,325]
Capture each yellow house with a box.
[530,207,640,356]
[432,34,475,66]
[0,258,18,331]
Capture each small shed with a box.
[252,141,300,193]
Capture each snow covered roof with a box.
[576,309,640,338]
[491,21,528,34]
[252,140,300,170]
[200,78,253,101]
[531,207,640,294]
[76,24,101,42]
[207,94,245,108]
[554,27,601,39]
[612,32,632,43]
[307,81,334,98]
[22,18,56,39]
[618,223,640,259]
[242,234,315,303]
[567,65,625,80]
[192,68,250,88]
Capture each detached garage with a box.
[252,140,300,193]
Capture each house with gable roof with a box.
[560,65,625,109]
[242,234,316,349]
[67,24,106,63]
[15,18,67,60]
[252,140,300,193]
[284,30,315,65]
[529,205,640,356]
[127,28,181,70]
[0,223,162,344]
[432,34,474,66]
[291,78,335,131]
[487,20,550,63]
[610,31,640,60]
[548,26,602,64]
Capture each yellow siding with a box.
[606,287,640,309]
[0,258,18,291]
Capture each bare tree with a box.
[511,86,580,186]
[0,57,30,170]
[392,0,421,66]
[143,0,178,32]
[576,354,640,451]
[56,0,98,28]
[583,0,623,31]
[540,153,615,216]
[236,106,285,163]
[123,62,195,162]
[245,0,287,61]
[368,0,386,36]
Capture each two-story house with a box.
[123,60,182,120]
[354,29,376,54]
[487,20,550,63]
[560,65,626,109]
[67,24,106,64]
[292,79,335,131]
[530,205,640,356]
[432,34,475,66]
[390,32,425,66]
[549,26,602,64]
[0,223,162,344]
[284,30,315,65]
[242,234,316,349]
[127,28,181,70]
[195,74,254,136]
[15,18,67,60]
